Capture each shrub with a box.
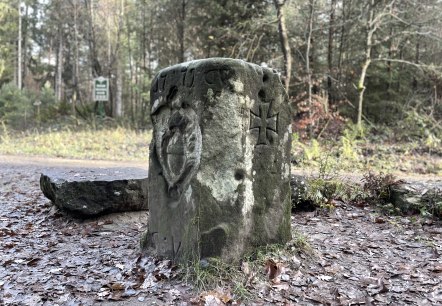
[0,83,34,129]
[362,171,397,204]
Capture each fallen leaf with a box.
[200,290,231,305]
[318,275,333,282]
[272,283,289,291]
[265,259,282,280]
[241,261,250,276]
[110,283,125,290]
[430,265,442,273]
[26,258,40,267]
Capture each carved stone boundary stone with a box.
[144,58,292,263]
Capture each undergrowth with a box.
[293,164,442,220]
[292,123,441,176]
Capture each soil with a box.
[0,155,441,305]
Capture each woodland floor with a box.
[0,155,441,305]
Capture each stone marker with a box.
[143,58,292,263]
[390,180,441,217]
[40,168,148,217]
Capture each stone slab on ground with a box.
[40,167,148,217]
[290,173,442,218]
[390,180,442,217]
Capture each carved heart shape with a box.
[155,108,201,198]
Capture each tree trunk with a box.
[85,0,101,78]
[337,0,349,82]
[273,0,292,94]
[413,26,421,90]
[306,0,315,136]
[327,0,336,107]
[357,0,375,130]
[55,28,63,102]
[17,0,22,89]
[177,0,186,63]
[387,26,393,92]
[73,0,82,110]
[126,5,134,123]
[112,0,125,118]
[22,3,28,83]
[114,63,123,117]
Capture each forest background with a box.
[0,0,440,175]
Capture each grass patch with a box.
[1,120,439,174]
[183,258,235,291]
[182,257,253,301]
[182,237,311,302]
[0,125,151,161]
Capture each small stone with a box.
[122,288,137,297]
[199,259,209,269]
[390,181,442,217]
[291,255,301,270]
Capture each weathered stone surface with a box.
[144,58,292,263]
[291,174,442,218]
[390,181,442,217]
[40,168,148,217]
[290,174,313,210]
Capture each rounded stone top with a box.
[165,57,257,68]
[151,58,285,99]
[157,57,279,76]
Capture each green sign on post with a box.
[94,77,109,101]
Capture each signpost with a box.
[94,77,109,101]
[94,77,109,117]
[33,100,41,125]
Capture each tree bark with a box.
[273,0,292,94]
[22,3,28,83]
[177,0,186,63]
[327,0,336,106]
[387,26,393,92]
[17,0,22,89]
[126,4,134,122]
[114,63,123,117]
[73,0,82,109]
[357,0,375,130]
[112,0,125,118]
[306,0,315,135]
[55,28,63,102]
[413,26,421,90]
[84,0,101,78]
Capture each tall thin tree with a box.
[273,0,292,93]
[17,0,22,89]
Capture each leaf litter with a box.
[0,161,441,305]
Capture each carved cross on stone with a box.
[250,103,278,145]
